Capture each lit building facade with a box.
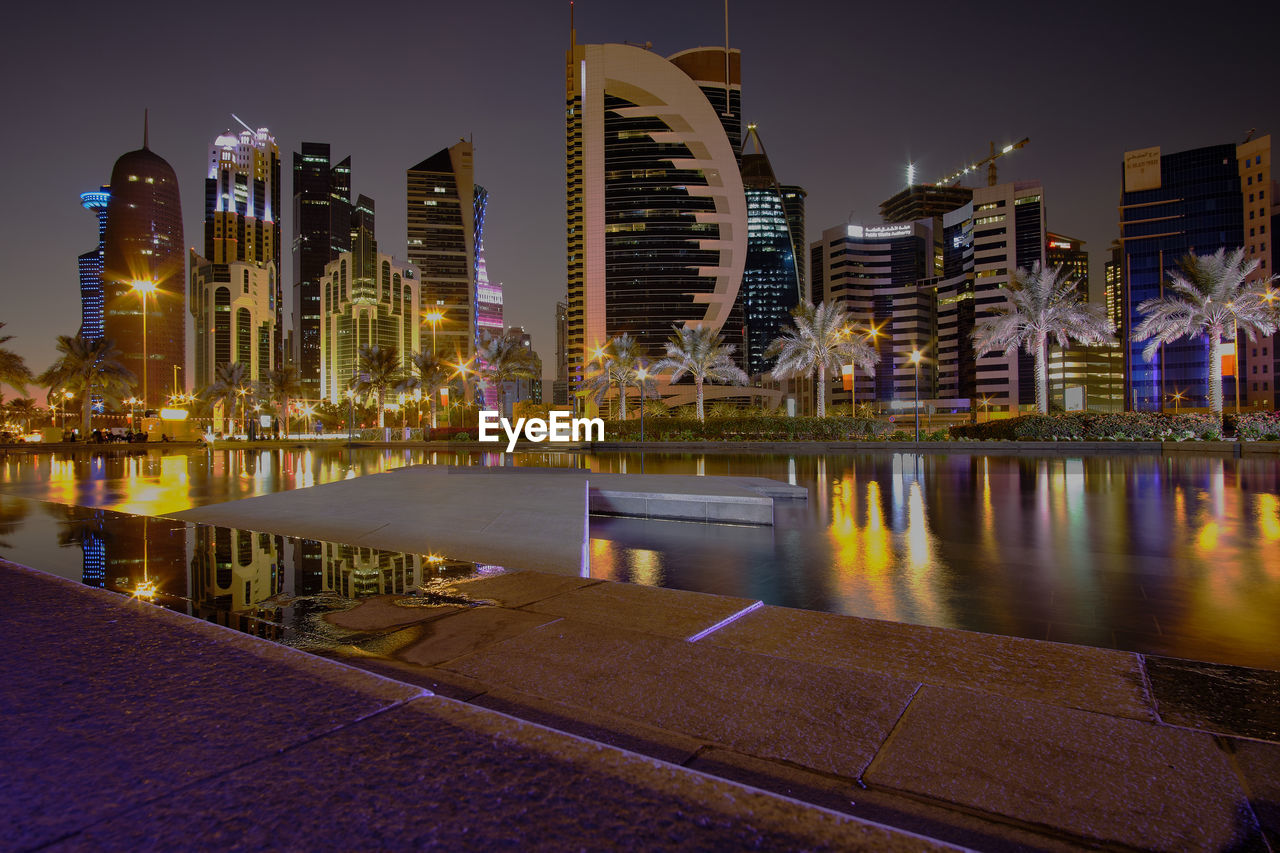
[473,186,503,341]
[566,40,748,392]
[1120,143,1245,411]
[1046,232,1088,293]
[407,142,480,360]
[317,196,420,401]
[101,122,184,408]
[1238,135,1275,409]
[192,123,282,390]
[78,188,110,341]
[813,222,932,407]
[292,143,352,399]
[741,125,804,376]
[1104,239,1124,337]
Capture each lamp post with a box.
[125,396,141,431]
[346,388,355,445]
[1171,389,1185,414]
[130,280,156,408]
[423,308,444,356]
[909,349,923,442]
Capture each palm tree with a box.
[6,398,38,434]
[655,325,748,421]
[401,350,451,429]
[37,335,135,435]
[583,333,652,420]
[768,302,877,418]
[353,344,402,429]
[266,363,302,437]
[0,323,33,397]
[1132,248,1277,417]
[972,262,1115,414]
[203,361,252,433]
[475,330,538,416]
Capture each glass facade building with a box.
[292,143,352,399]
[1121,144,1243,411]
[566,41,747,391]
[740,127,804,376]
[78,188,110,342]
[407,142,479,363]
[101,126,185,408]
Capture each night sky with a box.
[2,0,1269,385]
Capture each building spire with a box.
[143,109,149,150]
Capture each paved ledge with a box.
[333,570,1276,851]
[0,560,958,852]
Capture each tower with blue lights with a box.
[78,187,110,341]
[740,125,804,376]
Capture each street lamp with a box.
[1171,389,1185,414]
[130,280,156,408]
[979,394,992,423]
[423,308,445,355]
[59,389,73,433]
[909,349,924,442]
[346,388,355,445]
[125,396,142,431]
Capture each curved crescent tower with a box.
[102,119,184,408]
[566,39,747,393]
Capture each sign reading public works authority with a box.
[1124,146,1161,192]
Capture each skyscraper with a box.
[190,123,282,390]
[317,195,420,401]
[292,143,352,399]
[740,125,804,376]
[1120,143,1245,411]
[566,39,748,393]
[78,187,110,342]
[1046,233,1088,292]
[473,185,503,341]
[407,142,480,361]
[101,118,184,408]
[1237,135,1275,410]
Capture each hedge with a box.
[949,412,1225,441]
[605,416,890,442]
[1236,411,1280,441]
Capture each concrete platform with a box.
[170,466,805,573]
[0,559,953,852]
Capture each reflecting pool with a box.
[1,446,1277,669]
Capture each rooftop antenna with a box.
[906,161,916,188]
[231,113,255,134]
[722,0,733,118]
[569,0,574,50]
[143,108,149,149]
[1244,127,1256,143]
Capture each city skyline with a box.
[2,0,1270,383]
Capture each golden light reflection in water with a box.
[1258,494,1280,541]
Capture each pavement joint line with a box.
[25,694,425,853]
[685,600,765,643]
[1134,653,1164,724]
[1212,734,1272,843]
[859,682,923,784]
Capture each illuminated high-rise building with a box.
[1104,239,1124,336]
[292,143,352,399]
[78,187,110,341]
[1046,232,1088,293]
[317,195,421,401]
[1120,141,1256,410]
[1237,135,1275,410]
[407,142,481,361]
[191,122,282,390]
[101,117,184,408]
[740,125,804,376]
[473,186,503,341]
[566,38,748,392]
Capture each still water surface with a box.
[1,446,1277,668]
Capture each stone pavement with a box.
[0,560,955,852]
[318,571,1279,852]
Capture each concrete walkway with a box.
[0,560,951,852]
[314,571,1279,852]
[169,466,807,573]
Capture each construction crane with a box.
[935,137,1030,187]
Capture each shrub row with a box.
[605,416,890,442]
[949,412,1225,442]
[1235,411,1280,441]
